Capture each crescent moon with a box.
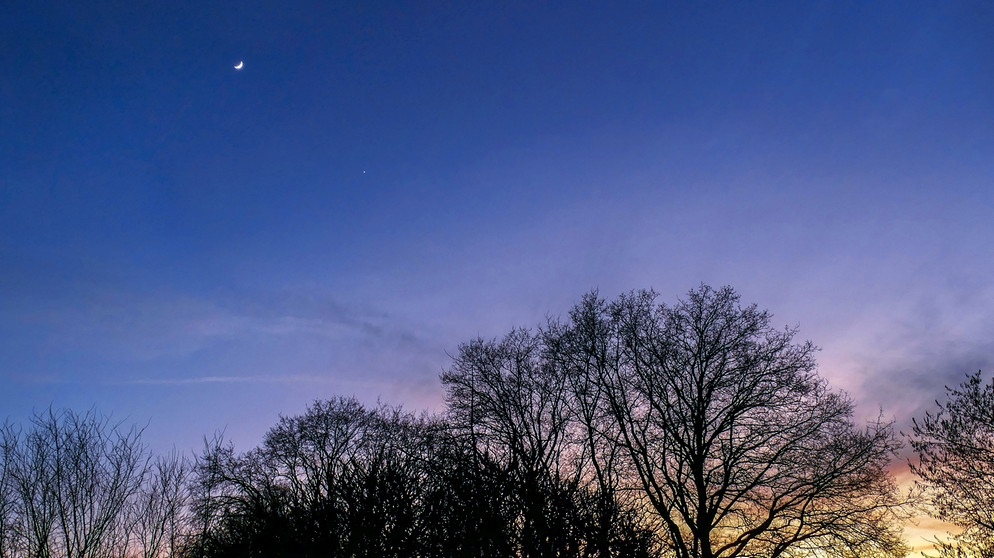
[234,61,244,70]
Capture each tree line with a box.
[1,285,991,557]
[0,409,186,558]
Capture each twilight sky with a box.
[2,0,993,478]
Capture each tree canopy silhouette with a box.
[1,284,914,558]
[185,396,659,558]
[447,284,909,558]
[912,370,994,557]
[0,408,186,558]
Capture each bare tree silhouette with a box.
[0,409,154,558]
[443,328,660,557]
[1,285,915,558]
[912,370,994,557]
[129,451,189,558]
[488,285,910,558]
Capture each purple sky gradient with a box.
[2,0,993,490]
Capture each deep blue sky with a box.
[2,0,993,479]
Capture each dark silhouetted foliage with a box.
[183,396,660,558]
[2,285,914,558]
[548,286,909,558]
[912,370,994,558]
[446,285,909,558]
[0,409,186,558]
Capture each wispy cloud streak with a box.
[119,374,337,385]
